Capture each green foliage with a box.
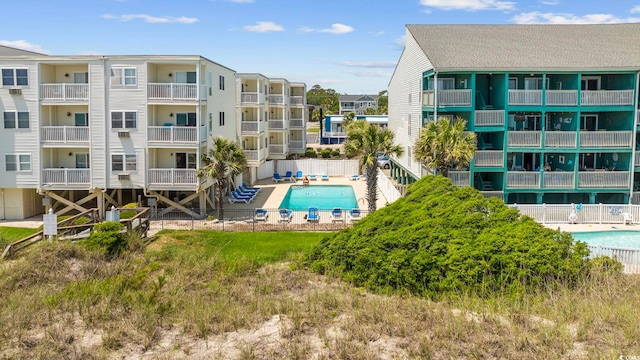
[120,202,139,219]
[320,149,331,158]
[307,176,591,299]
[84,221,127,258]
[588,256,624,275]
[0,227,38,248]
[304,148,317,158]
[306,85,338,114]
[331,149,341,158]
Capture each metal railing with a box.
[581,90,634,106]
[42,168,91,185]
[507,131,541,147]
[147,83,198,100]
[268,94,287,105]
[290,118,304,127]
[577,171,629,188]
[290,96,304,106]
[290,140,305,150]
[40,83,89,101]
[508,90,542,105]
[147,169,197,185]
[41,126,89,143]
[422,89,472,107]
[245,148,267,162]
[507,171,541,188]
[148,126,198,143]
[545,131,576,147]
[546,90,578,106]
[447,171,470,186]
[579,131,632,148]
[543,171,574,189]
[474,150,503,167]
[269,144,288,155]
[241,121,265,134]
[474,110,504,126]
[241,92,265,104]
[268,120,286,130]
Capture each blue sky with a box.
[2,0,639,94]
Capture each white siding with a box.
[208,64,237,142]
[388,27,433,179]
[89,61,107,188]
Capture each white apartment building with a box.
[0,46,306,219]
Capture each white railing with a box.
[290,96,304,106]
[543,172,574,189]
[241,121,265,134]
[508,90,542,105]
[480,191,504,199]
[41,126,89,143]
[323,131,347,138]
[269,144,287,155]
[268,94,287,105]
[546,90,578,106]
[422,90,435,106]
[290,118,304,128]
[474,110,505,126]
[241,92,265,104]
[272,159,360,178]
[290,140,305,150]
[40,84,89,101]
[581,90,634,106]
[378,169,402,203]
[507,131,541,147]
[636,151,640,167]
[578,171,629,188]
[579,131,632,148]
[589,245,640,274]
[147,83,198,101]
[148,126,198,143]
[507,171,541,188]
[544,131,576,147]
[268,120,286,130]
[244,148,267,162]
[439,89,472,106]
[42,168,90,185]
[148,169,197,185]
[447,171,470,187]
[474,150,503,167]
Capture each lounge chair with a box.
[321,174,329,181]
[284,171,295,182]
[330,208,344,223]
[241,183,260,193]
[228,192,253,203]
[273,173,284,182]
[624,212,634,225]
[350,174,360,181]
[307,207,319,222]
[255,208,268,221]
[236,187,257,198]
[295,170,303,180]
[348,208,361,222]
[278,209,293,222]
[309,174,317,181]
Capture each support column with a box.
[97,190,105,220]
[199,191,206,217]
[589,193,596,204]
[536,193,543,204]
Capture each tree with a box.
[377,90,388,115]
[197,136,247,220]
[343,122,403,213]
[306,85,339,114]
[414,116,476,178]
[342,112,355,129]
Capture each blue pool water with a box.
[279,185,358,211]
[572,231,640,249]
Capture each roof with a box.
[0,45,48,56]
[406,24,640,72]
[339,94,379,102]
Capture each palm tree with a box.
[343,121,403,212]
[414,116,476,178]
[197,136,247,220]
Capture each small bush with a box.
[304,148,317,158]
[320,149,331,158]
[120,202,138,219]
[331,149,341,158]
[84,221,126,258]
[588,256,624,275]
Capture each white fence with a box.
[511,203,639,225]
[256,159,360,179]
[377,169,402,204]
[588,245,640,274]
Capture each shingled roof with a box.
[0,45,47,56]
[406,24,640,72]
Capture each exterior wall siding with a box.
[89,61,107,189]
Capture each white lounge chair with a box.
[321,174,329,181]
[348,208,361,222]
[255,208,268,221]
[278,209,293,222]
[624,212,633,225]
[330,208,344,223]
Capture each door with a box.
[74,113,88,126]
[175,71,197,84]
[581,77,600,90]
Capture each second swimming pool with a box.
[279,185,358,211]
[572,231,640,249]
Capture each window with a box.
[1,68,28,86]
[76,153,90,169]
[508,78,518,90]
[429,78,454,90]
[581,76,601,91]
[75,113,88,127]
[3,111,29,129]
[111,111,136,129]
[407,114,411,136]
[73,72,88,84]
[176,152,197,169]
[176,71,196,84]
[408,146,412,166]
[176,113,196,127]
[5,154,31,171]
[219,111,225,126]
[110,67,136,87]
[112,154,137,171]
[219,75,225,90]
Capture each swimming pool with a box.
[572,231,640,249]
[279,185,358,211]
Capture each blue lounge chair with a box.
[295,170,303,180]
[241,183,260,193]
[348,208,361,222]
[330,208,344,223]
[255,208,268,221]
[350,174,360,181]
[284,171,295,182]
[309,174,317,181]
[307,207,319,222]
[228,191,253,203]
[321,174,329,181]
[278,209,293,222]
[236,187,257,198]
[273,173,284,182]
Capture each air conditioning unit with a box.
[117,130,130,138]
[8,88,21,95]
[118,173,130,180]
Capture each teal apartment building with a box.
[388,24,640,204]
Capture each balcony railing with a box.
[480,191,504,199]
[508,90,542,106]
[507,171,541,188]
[474,110,505,127]
[447,171,470,187]
[290,118,304,128]
[41,126,89,143]
[578,171,629,188]
[543,172,574,189]
[244,148,267,162]
[241,92,265,104]
[507,131,541,147]
[241,121,265,135]
[148,169,197,186]
[544,131,576,147]
[323,131,347,138]
[290,96,304,106]
[290,140,305,150]
[42,168,90,185]
[148,126,198,144]
[422,89,472,107]
[268,120,286,130]
[147,83,199,101]
[546,90,578,106]
[474,150,504,167]
[579,131,632,148]
[636,151,640,167]
[40,84,89,101]
[268,94,287,105]
[581,90,634,106]
[269,144,288,155]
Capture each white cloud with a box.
[298,26,314,33]
[347,70,392,77]
[631,5,640,13]
[420,0,515,11]
[227,0,253,2]
[101,14,198,24]
[319,23,354,34]
[243,21,284,32]
[336,61,397,68]
[0,40,51,54]
[541,0,559,5]
[513,11,640,24]
[393,35,406,50]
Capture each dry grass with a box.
[1,232,639,359]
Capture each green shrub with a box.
[84,221,126,258]
[304,148,317,158]
[120,202,138,219]
[588,256,624,275]
[307,175,590,299]
[331,149,341,158]
[320,149,331,159]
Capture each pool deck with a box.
[543,223,640,233]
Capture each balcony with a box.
[245,148,267,163]
[546,90,578,106]
[579,131,632,148]
[474,110,504,127]
[241,92,265,104]
[40,84,88,102]
[41,126,89,144]
[422,89,472,107]
[269,144,288,155]
[508,90,542,106]
[581,90,634,106]
[42,168,90,185]
[578,171,630,188]
[290,118,304,128]
[544,131,576,147]
[147,83,203,102]
[447,171,470,187]
[323,131,347,138]
[480,191,504,199]
[543,172,574,189]
[507,171,541,188]
[268,120,286,130]
[507,131,541,147]
[290,96,304,106]
[635,151,640,167]
[148,169,197,186]
[241,121,265,135]
[148,126,198,144]
[290,140,305,150]
[474,150,504,167]
[268,94,287,105]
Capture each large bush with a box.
[307,176,591,299]
[83,221,126,258]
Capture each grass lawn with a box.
[306,127,320,133]
[0,226,38,249]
